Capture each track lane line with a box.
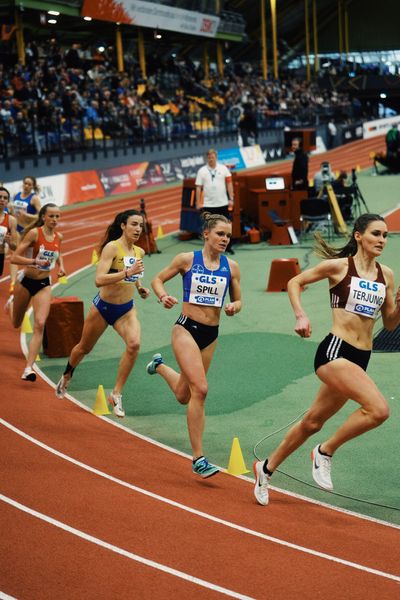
[1,419,399,584]
[0,493,255,600]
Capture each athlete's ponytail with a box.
[314,213,385,259]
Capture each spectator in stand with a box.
[327,119,337,149]
[239,102,258,146]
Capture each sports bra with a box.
[330,256,386,319]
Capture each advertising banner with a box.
[240,144,266,168]
[98,162,167,195]
[81,0,220,37]
[6,172,104,207]
[363,116,400,139]
[341,123,363,144]
[218,147,246,170]
[98,163,147,195]
[65,171,104,204]
[5,145,263,207]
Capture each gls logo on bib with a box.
[345,276,386,320]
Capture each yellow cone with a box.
[227,437,249,475]
[35,354,41,362]
[58,275,68,284]
[92,384,111,415]
[21,313,33,333]
[156,225,164,239]
[91,249,99,264]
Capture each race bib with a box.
[188,273,228,307]
[36,245,58,271]
[123,256,143,282]
[345,276,386,319]
[0,225,7,245]
[13,199,26,216]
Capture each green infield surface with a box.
[38,170,400,525]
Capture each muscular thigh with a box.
[113,308,141,344]
[172,325,212,386]
[316,358,387,411]
[79,305,108,350]
[31,286,52,321]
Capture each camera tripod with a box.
[350,169,369,218]
[139,198,161,256]
[318,181,348,235]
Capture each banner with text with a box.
[81,0,220,36]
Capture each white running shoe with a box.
[55,375,68,399]
[21,367,36,382]
[311,445,333,490]
[253,461,270,506]
[108,391,125,418]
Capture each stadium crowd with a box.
[0,40,376,157]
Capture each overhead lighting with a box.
[83,16,92,21]
[98,45,105,52]
[380,92,387,99]
[48,19,57,24]
[48,10,59,16]
[154,28,162,39]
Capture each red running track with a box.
[1,135,399,600]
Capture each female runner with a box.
[56,209,150,418]
[147,212,241,477]
[0,186,17,277]
[10,203,65,381]
[9,175,41,294]
[254,214,400,505]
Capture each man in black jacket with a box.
[291,138,308,191]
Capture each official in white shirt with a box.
[195,148,235,254]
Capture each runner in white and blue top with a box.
[148,212,242,479]
[12,176,41,234]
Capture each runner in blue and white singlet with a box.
[182,249,231,308]
[148,212,242,479]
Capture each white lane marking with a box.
[0,493,254,600]
[1,419,399,584]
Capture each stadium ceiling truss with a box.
[1,0,399,63]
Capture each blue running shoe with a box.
[146,353,164,375]
[192,456,219,478]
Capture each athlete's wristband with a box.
[158,294,167,303]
